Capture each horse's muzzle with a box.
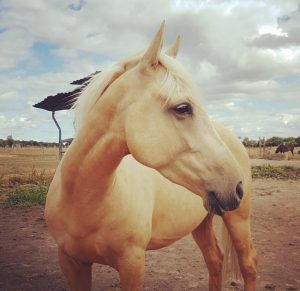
[204,182,243,216]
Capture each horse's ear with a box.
[139,21,165,73]
[165,35,180,58]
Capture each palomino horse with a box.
[45,23,257,291]
[275,144,294,155]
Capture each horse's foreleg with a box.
[58,248,92,291]
[222,209,257,291]
[117,246,146,291]
[192,214,224,291]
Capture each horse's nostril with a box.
[236,181,244,200]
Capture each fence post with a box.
[259,137,262,158]
[262,137,266,158]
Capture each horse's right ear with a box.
[165,35,180,58]
[139,21,165,73]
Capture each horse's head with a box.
[120,23,244,216]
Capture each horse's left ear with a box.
[139,21,165,73]
[165,35,180,58]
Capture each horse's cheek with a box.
[125,113,168,168]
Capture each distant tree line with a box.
[0,136,58,148]
[1,135,299,149]
[242,136,300,147]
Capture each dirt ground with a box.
[1,180,299,291]
[0,148,300,290]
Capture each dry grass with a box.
[0,147,57,182]
[0,146,299,206]
[0,147,58,205]
[252,164,300,179]
[4,166,53,187]
[0,147,58,171]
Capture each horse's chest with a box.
[60,210,148,267]
[62,231,120,267]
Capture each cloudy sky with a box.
[0,0,299,142]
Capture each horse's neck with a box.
[61,99,127,198]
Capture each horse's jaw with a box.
[155,150,243,216]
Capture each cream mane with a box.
[72,65,124,133]
[73,53,195,133]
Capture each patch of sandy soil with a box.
[0,179,299,291]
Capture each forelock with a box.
[158,54,196,105]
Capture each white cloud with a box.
[0,28,34,70]
[0,0,300,141]
[0,115,36,130]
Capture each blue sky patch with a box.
[30,42,63,75]
[275,74,299,85]
[68,0,85,11]
[92,54,116,65]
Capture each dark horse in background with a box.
[275,144,294,155]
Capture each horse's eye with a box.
[173,103,193,116]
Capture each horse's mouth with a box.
[204,191,241,216]
[203,193,224,216]
[206,203,224,216]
